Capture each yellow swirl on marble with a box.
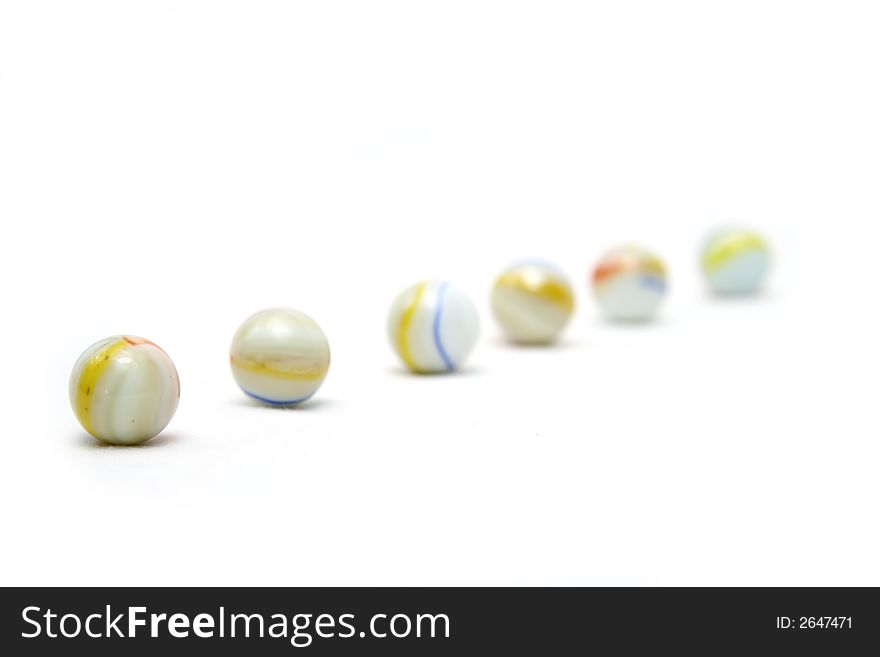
[397,281,429,372]
[73,338,129,437]
[640,255,667,278]
[495,271,574,312]
[703,232,767,272]
[230,357,329,381]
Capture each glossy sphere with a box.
[491,261,574,344]
[702,228,770,295]
[388,281,479,373]
[69,336,180,445]
[230,308,330,406]
[592,245,668,321]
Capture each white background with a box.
[1,1,878,586]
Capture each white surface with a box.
[1,1,879,586]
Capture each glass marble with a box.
[388,281,480,373]
[69,336,180,445]
[230,308,330,406]
[491,260,574,344]
[592,245,668,321]
[702,228,770,295]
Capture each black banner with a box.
[1,587,876,654]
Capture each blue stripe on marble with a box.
[432,283,456,371]
[244,389,314,406]
[639,275,666,293]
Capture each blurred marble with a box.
[592,245,668,321]
[702,228,770,295]
[491,260,574,344]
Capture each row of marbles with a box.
[69,227,770,446]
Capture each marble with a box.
[388,281,479,373]
[592,245,668,321]
[230,308,330,406]
[491,260,574,344]
[702,228,770,295]
[69,336,180,445]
